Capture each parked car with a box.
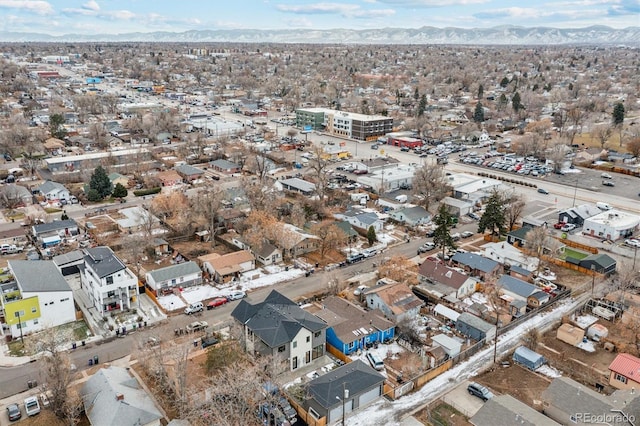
[278,396,298,423]
[537,188,549,194]
[201,336,219,349]
[602,180,615,187]
[1,244,24,255]
[601,172,613,179]
[561,223,577,232]
[185,321,208,333]
[227,290,247,301]
[24,396,40,416]
[451,233,461,241]
[6,403,21,421]
[467,212,481,220]
[352,169,368,175]
[346,253,365,264]
[461,231,474,238]
[467,382,494,401]
[39,391,52,408]
[184,301,204,315]
[400,147,410,152]
[625,238,640,248]
[417,242,436,254]
[553,222,566,229]
[207,297,228,310]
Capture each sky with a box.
[0,0,638,36]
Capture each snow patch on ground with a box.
[573,314,598,329]
[157,294,186,311]
[536,365,562,378]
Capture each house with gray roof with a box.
[80,247,138,315]
[174,164,204,183]
[498,275,538,302]
[579,253,617,276]
[302,359,385,425]
[279,177,316,196]
[541,376,640,425]
[145,261,202,293]
[253,241,282,266]
[388,205,431,227]
[451,252,501,280]
[3,260,75,336]
[231,290,328,371]
[81,366,163,426]
[455,312,496,341]
[37,180,70,201]
[559,203,601,227]
[335,209,384,232]
[32,219,79,247]
[53,250,85,275]
[210,158,241,174]
[115,206,160,233]
[471,394,560,426]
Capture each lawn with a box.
[562,247,589,260]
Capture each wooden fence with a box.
[413,359,453,388]
[326,343,353,365]
[144,287,168,315]
[289,397,327,426]
[553,236,599,254]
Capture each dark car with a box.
[201,336,219,349]
[537,188,549,194]
[602,180,615,187]
[207,297,228,310]
[6,403,21,421]
[400,147,410,152]
[467,382,494,401]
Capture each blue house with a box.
[313,296,394,355]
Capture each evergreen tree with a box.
[512,92,523,113]
[112,183,128,198]
[500,77,510,88]
[49,113,67,139]
[473,102,485,123]
[433,204,456,260]
[498,93,508,110]
[477,190,507,237]
[367,226,377,246]
[89,166,112,199]
[86,189,101,202]
[413,87,419,100]
[477,84,484,99]
[61,211,69,220]
[418,94,427,116]
[612,102,625,126]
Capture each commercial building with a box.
[295,108,393,141]
[582,209,640,241]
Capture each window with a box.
[314,331,321,338]
[107,291,115,298]
[33,319,38,325]
[31,307,37,313]
[292,341,297,349]
[615,373,628,384]
[305,351,311,363]
[292,356,298,370]
[278,345,285,353]
[106,276,113,285]
[306,336,310,343]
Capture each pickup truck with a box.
[0,244,24,255]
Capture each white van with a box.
[596,202,612,211]
[184,302,203,315]
[366,352,385,371]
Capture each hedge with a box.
[133,187,162,197]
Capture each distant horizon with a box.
[0,1,637,36]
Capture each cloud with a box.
[473,6,606,23]
[62,6,135,20]
[276,2,395,18]
[285,17,314,28]
[82,0,99,12]
[0,0,54,15]
[372,0,488,6]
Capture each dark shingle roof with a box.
[231,290,327,348]
[33,219,78,235]
[451,252,499,273]
[306,360,384,409]
[84,247,126,278]
[175,164,204,176]
[497,275,538,298]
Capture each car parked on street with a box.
[207,297,228,310]
[561,223,577,232]
[467,382,494,401]
[24,396,40,416]
[625,238,640,248]
[6,403,21,421]
[227,290,247,301]
[186,321,208,333]
[417,242,436,254]
[461,231,474,238]
[602,180,615,187]
[537,188,549,194]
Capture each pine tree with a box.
[473,102,485,123]
[367,226,377,246]
[512,92,523,113]
[478,191,507,237]
[89,166,112,200]
[418,94,427,116]
[612,102,625,126]
[433,204,456,260]
[477,84,484,99]
[49,113,67,139]
[112,183,128,198]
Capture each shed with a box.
[431,334,462,358]
[455,312,496,341]
[586,323,609,342]
[556,323,585,347]
[512,346,546,370]
[433,303,460,323]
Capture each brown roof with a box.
[43,138,65,150]
[156,170,182,184]
[365,281,423,315]
[418,260,469,290]
[312,296,393,344]
[198,250,254,276]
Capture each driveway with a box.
[440,380,488,418]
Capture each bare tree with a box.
[521,327,541,351]
[592,124,612,149]
[310,221,347,261]
[502,191,526,231]
[377,255,418,285]
[307,146,331,201]
[412,164,449,210]
[524,226,548,274]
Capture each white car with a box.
[227,290,246,301]
[561,224,577,232]
[24,396,40,416]
[625,239,640,248]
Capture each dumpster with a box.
[88,358,93,366]
[93,355,99,364]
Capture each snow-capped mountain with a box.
[0,26,638,45]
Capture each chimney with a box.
[115,393,124,401]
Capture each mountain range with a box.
[0,26,638,45]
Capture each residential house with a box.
[497,274,539,313]
[431,333,462,358]
[480,241,539,272]
[279,178,316,196]
[280,223,320,259]
[442,196,475,218]
[558,203,601,227]
[579,253,617,276]
[37,180,70,201]
[455,312,496,341]
[80,366,163,426]
[363,280,423,323]
[145,261,202,294]
[80,247,138,315]
[417,259,477,300]
[155,170,183,187]
[582,209,640,241]
[388,205,431,226]
[541,376,640,425]
[53,250,85,276]
[335,221,359,244]
[471,394,560,426]
[311,296,394,355]
[43,137,65,155]
[506,225,534,247]
[175,164,205,183]
[115,206,160,234]
[32,219,79,247]
[450,252,501,281]
[217,208,246,231]
[303,360,385,425]
[198,250,255,283]
[335,209,384,233]
[253,241,282,266]
[231,290,327,371]
[0,184,33,206]
[108,173,129,189]
[1,260,75,337]
[210,159,241,174]
[609,353,640,390]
